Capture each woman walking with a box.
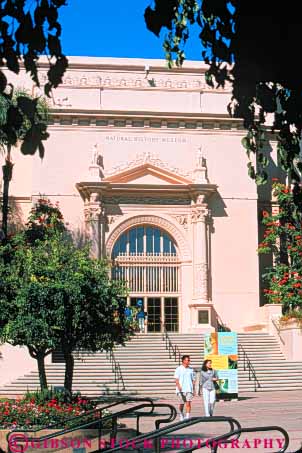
[200,359,219,417]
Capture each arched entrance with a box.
[111,225,180,332]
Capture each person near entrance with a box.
[136,306,146,333]
[174,355,196,421]
[200,359,219,417]
[124,306,133,322]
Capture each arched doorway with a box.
[111,225,180,332]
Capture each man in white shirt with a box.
[174,355,196,421]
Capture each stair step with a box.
[1,332,302,396]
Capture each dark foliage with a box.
[145,1,302,205]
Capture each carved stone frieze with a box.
[39,70,232,92]
[105,151,192,180]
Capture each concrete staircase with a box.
[170,333,302,392]
[1,333,302,397]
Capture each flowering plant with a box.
[0,391,97,429]
[24,198,66,244]
[258,181,302,315]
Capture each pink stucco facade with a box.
[2,57,278,335]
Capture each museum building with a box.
[4,57,279,334]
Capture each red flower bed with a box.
[0,392,97,429]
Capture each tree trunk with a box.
[63,350,74,395]
[36,352,48,391]
[1,146,13,239]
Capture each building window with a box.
[112,225,179,294]
[198,310,209,324]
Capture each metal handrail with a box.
[216,314,231,332]
[271,316,286,345]
[238,344,261,391]
[161,323,181,364]
[192,424,289,453]
[7,401,157,452]
[210,425,289,453]
[107,349,125,391]
[95,415,242,453]
[93,417,290,453]
[7,402,178,453]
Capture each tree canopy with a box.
[145,1,302,204]
[0,0,67,194]
[0,0,67,96]
[0,90,50,238]
[0,199,132,393]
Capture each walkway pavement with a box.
[119,391,302,452]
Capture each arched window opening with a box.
[111,225,180,332]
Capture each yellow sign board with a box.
[204,354,228,370]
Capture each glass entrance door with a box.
[147,298,161,332]
[164,297,179,332]
[128,297,179,333]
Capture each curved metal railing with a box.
[106,349,125,392]
[238,344,261,391]
[6,397,155,452]
[161,323,182,364]
[94,415,242,453]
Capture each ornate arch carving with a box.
[106,214,191,261]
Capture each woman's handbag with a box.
[214,380,220,391]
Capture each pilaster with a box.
[84,193,105,259]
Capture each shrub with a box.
[0,391,98,429]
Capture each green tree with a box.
[0,90,49,238]
[0,0,67,239]
[0,199,68,390]
[0,199,132,393]
[53,240,131,394]
[258,181,302,314]
[145,1,302,205]
[0,0,67,96]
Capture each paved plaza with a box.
[119,391,302,452]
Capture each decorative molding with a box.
[53,96,72,108]
[105,151,191,180]
[106,214,191,261]
[194,262,208,299]
[49,115,244,132]
[39,70,231,92]
[173,214,189,230]
[190,206,209,223]
[84,205,103,222]
[104,197,191,205]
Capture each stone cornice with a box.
[48,109,244,132]
[47,110,278,137]
[50,109,239,120]
[76,181,217,202]
[36,56,220,75]
[33,57,232,93]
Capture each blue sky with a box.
[59,0,202,60]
